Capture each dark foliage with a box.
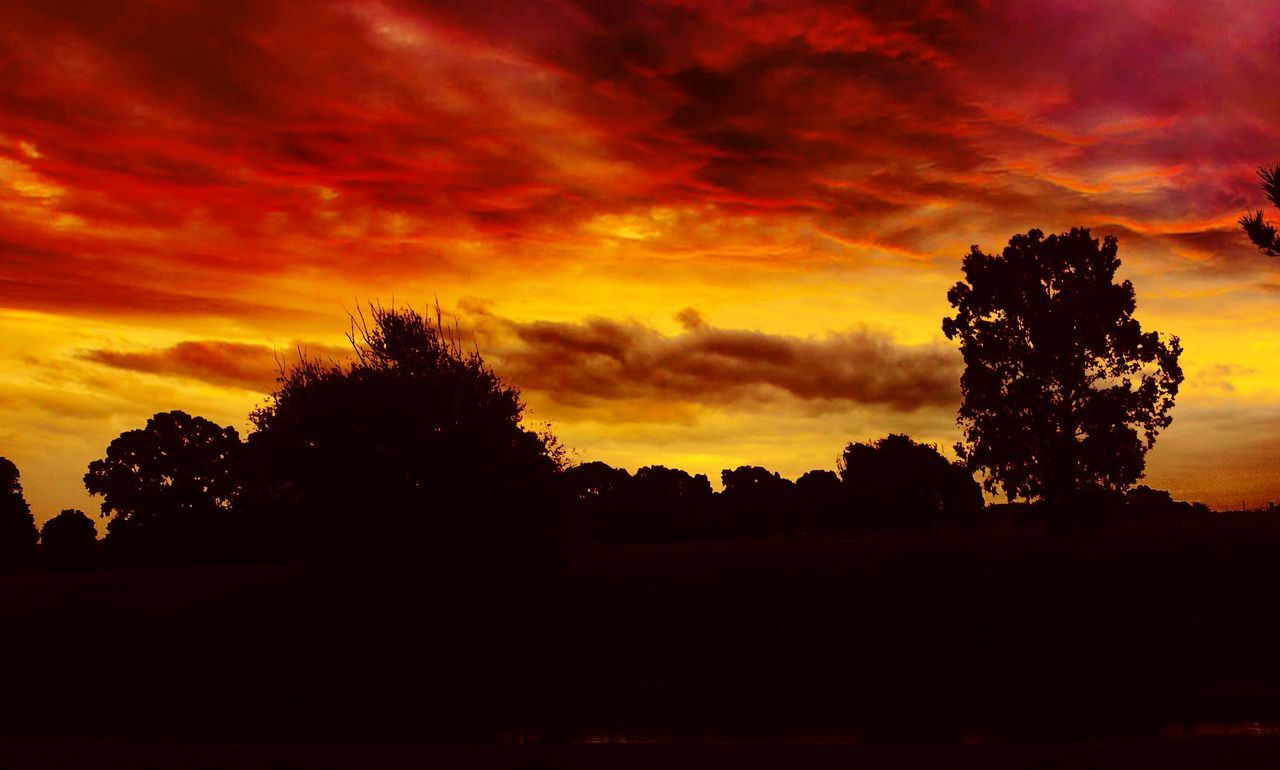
[795,469,844,533]
[1124,485,1212,519]
[721,465,796,536]
[943,228,1183,519]
[40,508,99,569]
[0,456,38,570]
[621,466,715,542]
[565,437,988,544]
[840,434,983,530]
[563,461,633,542]
[246,304,565,574]
[1240,164,1280,256]
[84,411,243,565]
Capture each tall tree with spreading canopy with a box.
[84,411,243,564]
[1240,164,1280,256]
[0,457,38,569]
[942,228,1183,515]
[247,304,565,572]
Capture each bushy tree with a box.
[40,509,99,569]
[84,411,243,564]
[0,457,38,569]
[795,469,844,533]
[942,228,1183,516]
[1240,164,1280,256]
[564,461,633,541]
[840,434,982,529]
[720,465,795,536]
[247,304,565,573]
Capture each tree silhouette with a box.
[720,465,795,536]
[606,465,714,542]
[247,304,565,572]
[942,228,1183,517]
[795,469,843,533]
[40,509,99,569]
[1240,165,1280,256]
[0,457,38,570]
[84,411,243,564]
[564,461,633,541]
[839,434,982,530]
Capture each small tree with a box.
[84,411,242,564]
[942,228,1183,517]
[720,466,795,536]
[795,469,843,533]
[839,435,981,529]
[0,457,38,569]
[1240,164,1280,256]
[41,509,99,569]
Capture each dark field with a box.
[5,514,1280,764]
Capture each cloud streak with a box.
[476,308,960,413]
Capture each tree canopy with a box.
[40,509,99,569]
[84,411,243,564]
[840,434,982,529]
[1240,164,1280,256]
[0,456,38,569]
[942,228,1183,513]
[246,304,565,571]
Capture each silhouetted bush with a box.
[84,411,244,565]
[720,466,795,536]
[840,434,982,530]
[795,469,844,533]
[40,509,99,570]
[0,457,38,570]
[1124,485,1211,519]
[246,304,565,575]
[564,461,633,542]
[608,466,715,543]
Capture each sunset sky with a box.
[2,0,1279,523]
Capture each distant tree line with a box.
[565,434,983,543]
[0,223,1229,572]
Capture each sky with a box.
[2,0,1279,524]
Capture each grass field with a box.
[4,513,1280,762]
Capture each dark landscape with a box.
[4,0,1280,766]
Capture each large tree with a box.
[246,304,565,571]
[84,411,243,564]
[1240,164,1280,256]
[0,457,38,569]
[942,228,1183,513]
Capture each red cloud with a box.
[2,0,1275,320]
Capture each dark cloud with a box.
[80,340,349,391]
[474,307,960,413]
